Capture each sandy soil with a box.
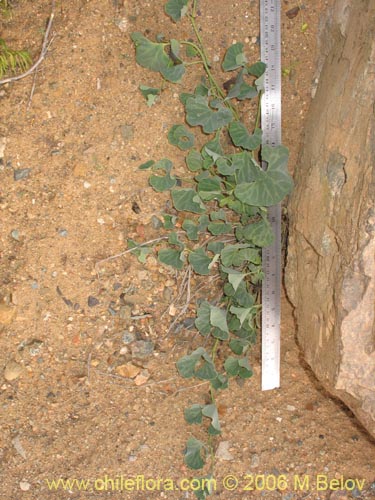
[0,0,374,499]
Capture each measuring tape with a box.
[260,0,282,391]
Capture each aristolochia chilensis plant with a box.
[131,0,293,496]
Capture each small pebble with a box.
[19,481,31,491]
[58,229,68,237]
[11,229,20,241]
[83,181,91,189]
[215,441,234,461]
[14,168,31,181]
[131,340,154,359]
[0,304,17,325]
[286,404,296,411]
[88,296,100,307]
[250,453,260,468]
[4,360,23,381]
[122,331,135,344]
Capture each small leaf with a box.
[225,356,254,378]
[172,188,205,213]
[195,302,212,336]
[207,222,232,235]
[186,95,233,134]
[158,248,184,269]
[226,69,258,101]
[162,213,177,229]
[211,373,229,390]
[138,160,155,170]
[211,326,229,340]
[184,437,205,470]
[149,172,176,192]
[182,219,199,240]
[168,231,184,248]
[229,305,252,326]
[210,209,226,221]
[202,404,221,432]
[210,306,229,333]
[221,266,247,291]
[139,85,160,106]
[222,43,247,71]
[234,145,293,206]
[170,39,181,61]
[189,248,212,275]
[248,61,266,78]
[165,0,189,22]
[220,243,251,267]
[184,404,203,424]
[186,150,203,171]
[229,338,251,355]
[240,218,274,247]
[177,347,206,378]
[229,122,262,150]
[127,239,152,264]
[197,177,222,201]
[153,158,173,172]
[207,241,224,254]
[168,124,195,150]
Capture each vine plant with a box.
[131,0,293,496]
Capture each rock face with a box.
[286,0,375,438]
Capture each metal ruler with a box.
[260,0,282,391]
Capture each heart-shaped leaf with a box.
[186,95,233,133]
[222,43,247,71]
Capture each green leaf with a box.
[248,61,266,77]
[229,338,251,355]
[222,43,247,71]
[168,124,195,150]
[139,85,160,106]
[127,239,152,263]
[131,32,170,72]
[211,326,229,340]
[184,404,203,424]
[195,301,212,336]
[202,404,221,432]
[158,248,184,269]
[195,358,217,380]
[224,356,253,378]
[165,0,189,22]
[153,158,173,172]
[162,213,177,229]
[207,241,224,254]
[225,69,258,101]
[229,305,252,326]
[220,243,251,267]
[170,39,181,61]
[182,219,199,240]
[149,172,176,191]
[207,222,232,235]
[189,248,212,275]
[211,373,229,390]
[221,266,247,291]
[186,149,203,171]
[202,133,223,159]
[184,437,205,470]
[240,218,274,247]
[210,209,226,221]
[172,188,205,213]
[168,231,184,248]
[161,64,185,83]
[198,214,209,232]
[229,122,262,150]
[186,95,233,134]
[234,145,293,206]
[197,177,222,201]
[138,160,155,170]
[210,306,229,333]
[177,347,206,378]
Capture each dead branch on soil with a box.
[94,236,169,278]
[0,2,55,86]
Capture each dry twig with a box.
[0,2,55,86]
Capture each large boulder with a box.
[286,0,375,438]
